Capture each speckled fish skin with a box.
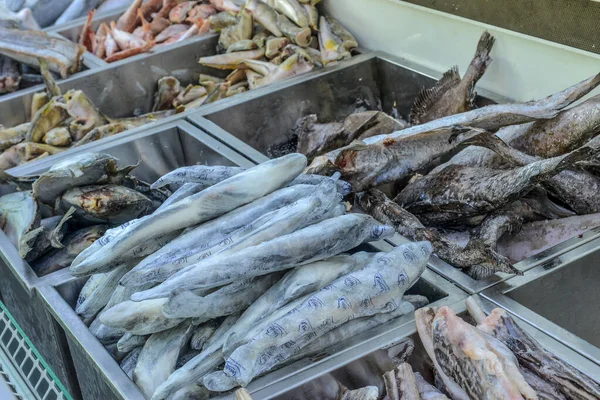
[75,263,132,325]
[151,313,241,400]
[432,306,537,400]
[122,184,326,287]
[120,347,142,380]
[222,252,373,351]
[131,213,395,301]
[190,321,218,351]
[0,28,85,77]
[396,142,598,227]
[217,242,431,387]
[33,225,108,277]
[163,273,282,320]
[70,153,307,277]
[414,372,450,400]
[121,184,315,287]
[246,0,282,36]
[357,188,517,276]
[306,127,492,192]
[59,184,152,225]
[32,153,121,205]
[100,298,184,336]
[117,332,148,353]
[134,322,194,399]
[0,191,40,257]
[474,307,600,400]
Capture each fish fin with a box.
[464,31,495,106]
[409,66,461,125]
[50,207,75,249]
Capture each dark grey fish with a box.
[33,225,108,276]
[472,304,600,400]
[395,140,599,227]
[410,31,495,125]
[357,188,519,276]
[20,215,62,263]
[58,184,152,225]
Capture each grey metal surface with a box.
[265,295,600,400]
[41,236,465,400]
[483,234,600,366]
[192,51,600,294]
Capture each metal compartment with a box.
[266,296,600,399]
[39,236,465,400]
[482,234,600,366]
[0,120,252,400]
[190,51,600,294]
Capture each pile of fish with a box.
[0,63,207,171]
[196,0,358,99]
[0,22,84,94]
[322,297,600,400]
[67,153,432,398]
[0,152,167,276]
[269,31,600,279]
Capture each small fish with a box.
[117,333,148,353]
[281,44,323,67]
[319,16,350,65]
[0,191,40,258]
[79,10,95,53]
[59,184,152,225]
[410,32,495,125]
[208,11,238,32]
[104,39,154,63]
[0,55,20,94]
[277,13,311,47]
[0,122,28,150]
[0,28,84,78]
[254,53,313,88]
[100,298,184,335]
[64,90,109,140]
[272,0,309,27]
[73,121,137,147]
[226,39,258,53]
[173,85,207,107]
[110,21,147,50]
[152,76,181,112]
[116,0,143,33]
[186,4,217,24]
[414,372,450,400]
[324,15,357,50]
[104,24,119,58]
[245,0,281,37]
[26,98,68,143]
[0,142,64,170]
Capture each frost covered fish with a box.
[120,347,141,380]
[131,213,395,301]
[432,306,537,400]
[395,141,599,227]
[409,32,495,125]
[123,179,341,286]
[212,241,430,388]
[89,317,124,345]
[162,273,282,320]
[70,153,307,276]
[133,322,193,399]
[58,184,152,225]
[0,191,39,258]
[33,225,108,277]
[117,333,148,353]
[100,298,184,336]
[190,321,218,350]
[121,184,316,287]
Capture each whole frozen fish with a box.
[208,0,242,12]
[33,225,108,277]
[117,332,149,353]
[198,48,266,69]
[0,191,40,257]
[324,15,357,50]
[162,273,282,320]
[59,184,152,225]
[64,89,109,140]
[131,213,395,301]
[32,153,124,205]
[272,0,309,27]
[26,98,68,143]
[75,263,132,325]
[277,13,310,46]
[152,76,181,112]
[0,28,84,78]
[214,241,430,388]
[245,0,281,36]
[432,306,537,400]
[100,298,184,336]
[190,321,218,350]
[70,153,307,276]
[134,322,193,399]
[173,85,207,107]
[396,141,599,227]
[155,24,188,43]
[120,347,141,380]
[110,21,147,50]
[319,16,350,65]
[410,31,495,125]
[0,123,29,151]
[255,53,313,88]
[0,142,64,170]
[120,184,315,287]
[209,11,238,32]
[54,0,102,27]
[116,0,143,32]
[42,127,71,147]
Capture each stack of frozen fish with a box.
[68,153,432,398]
[0,152,167,276]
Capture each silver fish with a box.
[89,316,124,345]
[0,191,40,258]
[0,122,29,151]
[70,154,307,276]
[131,213,394,301]
[99,298,184,336]
[117,332,148,353]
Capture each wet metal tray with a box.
[0,120,252,399]
[482,234,600,367]
[188,51,600,294]
[39,238,466,400]
[263,295,600,400]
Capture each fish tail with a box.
[464,31,495,107]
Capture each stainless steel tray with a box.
[0,120,252,400]
[264,295,600,400]
[482,234,600,366]
[189,51,600,294]
[39,237,466,400]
